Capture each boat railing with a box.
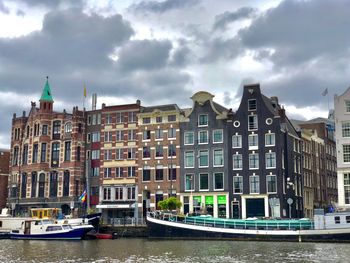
[106,217,146,226]
[148,212,314,231]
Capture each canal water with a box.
[0,239,349,262]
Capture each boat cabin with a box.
[30,208,62,220]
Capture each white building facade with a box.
[334,88,350,208]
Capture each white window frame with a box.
[232,135,242,148]
[248,99,257,111]
[198,114,208,127]
[185,174,194,191]
[266,175,277,194]
[233,154,243,170]
[199,173,209,191]
[213,172,224,191]
[265,133,276,146]
[249,153,259,170]
[184,131,194,145]
[184,151,195,168]
[213,129,223,144]
[233,176,243,194]
[248,115,258,131]
[213,149,224,167]
[249,175,260,194]
[266,152,276,169]
[198,149,209,168]
[198,130,208,144]
[248,134,258,150]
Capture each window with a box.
[127,187,136,200]
[346,100,350,112]
[116,167,123,177]
[116,130,123,141]
[91,150,100,160]
[213,130,223,143]
[143,146,151,158]
[342,122,350,137]
[168,128,176,139]
[185,151,194,168]
[156,116,162,123]
[42,125,48,135]
[51,143,60,167]
[199,174,209,190]
[168,165,176,181]
[250,175,260,194]
[214,173,224,190]
[143,166,151,181]
[213,149,223,166]
[116,112,123,123]
[185,174,194,191]
[155,165,164,181]
[63,170,70,197]
[265,133,276,146]
[267,175,277,193]
[52,121,61,139]
[116,149,123,160]
[184,132,194,145]
[106,114,112,124]
[344,173,350,204]
[97,113,101,124]
[41,143,47,162]
[155,129,163,139]
[155,145,163,158]
[13,146,19,165]
[198,150,209,167]
[346,216,350,224]
[32,144,38,163]
[248,115,258,130]
[249,153,259,169]
[128,148,135,159]
[128,111,137,122]
[198,114,208,126]
[64,141,71,161]
[233,154,242,170]
[143,130,151,140]
[115,187,123,200]
[22,144,28,164]
[49,171,58,197]
[143,117,151,124]
[233,176,243,194]
[248,99,257,111]
[105,131,113,142]
[128,130,136,141]
[168,144,176,157]
[343,145,350,162]
[266,152,276,168]
[65,122,72,133]
[198,131,208,144]
[128,167,136,177]
[92,132,100,142]
[335,216,340,224]
[104,168,112,178]
[103,187,111,200]
[104,149,112,160]
[232,135,242,148]
[248,134,258,148]
[31,172,37,198]
[168,115,176,122]
[91,167,99,177]
[92,114,97,125]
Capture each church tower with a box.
[39,76,54,113]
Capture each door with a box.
[24,221,31,235]
[246,198,265,218]
[231,201,240,219]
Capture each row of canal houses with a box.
[8,79,338,222]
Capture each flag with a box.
[84,84,87,98]
[322,88,328,96]
[79,189,87,203]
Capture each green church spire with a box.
[40,76,54,102]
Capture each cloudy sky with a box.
[0,0,349,148]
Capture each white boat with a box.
[10,219,91,240]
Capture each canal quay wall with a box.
[99,225,149,238]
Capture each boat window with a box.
[62,225,71,230]
[346,216,350,223]
[335,216,341,224]
[0,221,2,227]
[46,226,62,232]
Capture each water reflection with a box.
[0,239,349,263]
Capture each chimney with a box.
[136,99,141,106]
[278,106,286,120]
[270,96,279,108]
[102,103,106,109]
[22,111,26,117]
[92,93,97,110]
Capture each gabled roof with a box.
[40,77,54,102]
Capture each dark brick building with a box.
[0,149,10,209]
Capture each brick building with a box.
[0,149,10,209]
[138,104,182,218]
[8,78,86,216]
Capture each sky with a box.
[0,0,349,148]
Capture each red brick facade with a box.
[0,149,10,209]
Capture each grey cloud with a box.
[16,9,25,16]
[201,37,241,63]
[13,0,84,8]
[117,40,172,71]
[213,7,256,31]
[0,0,9,14]
[130,0,201,14]
[239,0,350,68]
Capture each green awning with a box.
[217,195,226,205]
[205,196,214,205]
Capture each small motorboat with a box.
[10,219,92,240]
[85,230,117,239]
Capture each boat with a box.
[10,219,91,240]
[146,209,350,242]
[85,230,117,239]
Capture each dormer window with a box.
[248,99,257,111]
[198,114,208,126]
[346,100,350,113]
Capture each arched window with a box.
[38,173,45,198]
[31,172,37,198]
[63,170,70,197]
[21,173,27,198]
[52,120,61,139]
[50,171,58,197]
[65,122,72,133]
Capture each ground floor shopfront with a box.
[179,193,229,218]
